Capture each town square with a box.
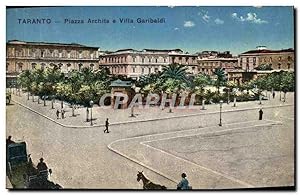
[5,6,295,190]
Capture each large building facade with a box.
[6,40,99,77]
[238,46,294,71]
[99,49,198,79]
[197,58,239,76]
[6,41,295,86]
[228,46,295,84]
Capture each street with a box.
[6,92,295,189]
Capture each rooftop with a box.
[7,40,99,49]
[241,48,294,55]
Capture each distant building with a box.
[238,47,294,71]
[228,46,295,84]
[197,57,239,76]
[99,49,198,79]
[198,50,233,59]
[6,40,99,84]
[196,51,238,76]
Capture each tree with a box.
[137,72,161,89]
[18,70,33,92]
[161,63,189,85]
[193,73,211,101]
[281,71,295,101]
[213,68,226,93]
[254,64,273,71]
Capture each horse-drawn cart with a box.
[6,140,62,189]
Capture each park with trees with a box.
[15,64,295,109]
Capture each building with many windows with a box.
[99,49,198,79]
[238,46,294,71]
[197,57,239,75]
[228,46,295,84]
[6,40,99,79]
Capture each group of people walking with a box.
[56,109,65,119]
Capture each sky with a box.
[6,6,294,55]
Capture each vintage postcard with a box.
[6,6,295,190]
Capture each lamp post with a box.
[219,100,223,126]
[90,100,94,126]
[259,94,262,105]
[51,95,55,109]
[233,96,236,107]
[27,91,30,100]
[43,95,46,106]
[227,88,230,104]
[201,99,206,110]
[86,107,89,122]
[130,106,135,117]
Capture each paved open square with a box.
[6,91,294,189]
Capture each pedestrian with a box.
[6,135,15,146]
[37,158,48,173]
[259,109,263,120]
[56,109,60,119]
[61,109,65,119]
[272,91,275,99]
[177,173,190,190]
[104,118,110,133]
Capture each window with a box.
[90,52,94,59]
[132,66,136,73]
[192,67,195,72]
[58,63,63,69]
[155,58,158,63]
[41,63,46,70]
[41,50,45,58]
[18,63,23,72]
[90,64,94,70]
[31,63,36,70]
[67,63,71,71]
[278,63,281,69]
[79,51,83,59]
[287,63,291,69]
[16,49,22,57]
[269,57,272,62]
[49,50,54,58]
[31,49,36,57]
[278,57,282,61]
[133,57,136,62]
[78,63,83,71]
[141,67,144,74]
[155,68,159,72]
[67,51,71,58]
[148,67,151,73]
[288,56,292,61]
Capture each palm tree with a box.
[213,68,226,93]
[161,63,189,84]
